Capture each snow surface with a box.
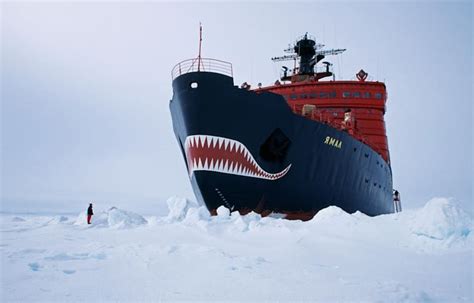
[1,197,472,302]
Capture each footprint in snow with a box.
[28,262,41,271]
[63,269,76,275]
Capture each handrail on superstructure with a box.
[171,58,233,80]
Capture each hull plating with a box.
[170,72,394,218]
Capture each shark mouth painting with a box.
[184,135,291,180]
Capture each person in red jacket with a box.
[87,203,94,224]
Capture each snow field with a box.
[1,197,472,302]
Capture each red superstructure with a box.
[252,34,390,163]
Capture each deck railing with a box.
[171,58,233,80]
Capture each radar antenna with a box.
[271,33,346,81]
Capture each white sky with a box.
[1,2,472,212]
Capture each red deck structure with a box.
[255,78,390,164]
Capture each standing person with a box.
[87,203,94,224]
[393,190,401,212]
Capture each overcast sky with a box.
[1,2,472,213]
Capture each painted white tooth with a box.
[229,141,235,152]
[224,160,229,172]
[224,138,229,150]
[239,144,244,154]
[206,136,211,148]
[198,158,203,170]
[218,159,224,171]
[193,158,197,170]
[238,164,243,174]
[199,135,205,148]
[209,159,214,170]
[212,137,218,149]
[218,137,223,149]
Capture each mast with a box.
[198,23,203,72]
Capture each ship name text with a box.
[324,136,342,149]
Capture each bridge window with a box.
[310,93,317,99]
[363,92,371,98]
[290,94,297,100]
[319,92,328,98]
[343,92,350,98]
[301,94,308,99]
[375,93,382,99]
[329,92,336,98]
[353,92,361,98]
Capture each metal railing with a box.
[171,58,233,80]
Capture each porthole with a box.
[190,82,198,88]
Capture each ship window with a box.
[319,92,328,98]
[329,92,336,98]
[375,93,382,99]
[190,82,198,88]
[301,94,308,99]
[353,92,361,98]
[310,93,317,98]
[290,94,297,100]
[343,92,350,98]
[363,92,371,98]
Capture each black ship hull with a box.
[170,72,394,219]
